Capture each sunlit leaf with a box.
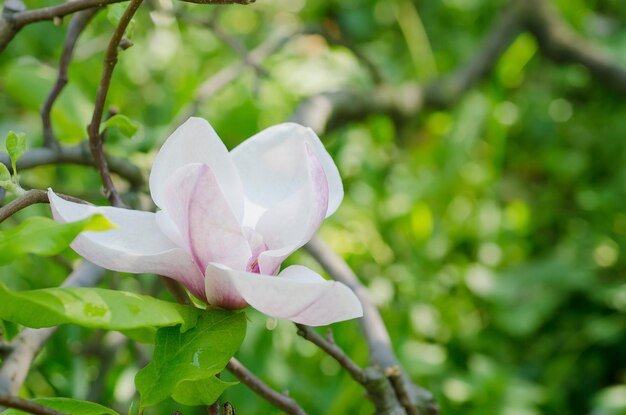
[0,283,201,333]
[0,215,116,265]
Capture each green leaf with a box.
[1,397,119,415]
[0,284,202,333]
[172,377,238,406]
[0,319,19,341]
[101,114,139,139]
[0,163,11,188]
[135,311,247,407]
[5,131,26,174]
[0,215,116,265]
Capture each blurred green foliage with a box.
[2,0,626,414]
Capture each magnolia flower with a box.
[49,118,362,326]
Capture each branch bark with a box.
[41,8,101,149]
[0,395,67,415]
[87,0,143,208]
[0,189,86,223]
[520,0,626,94]
[304,237,437,415]
[0,144,144,189]
[226,358,307,415]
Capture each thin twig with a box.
[86,0,143,208]
[41,8,101,149]
[0,395,67,415]
[226,358,307,415]
[295,324,366,384]
[0,189,87,223]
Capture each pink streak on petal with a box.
[161,163,251,273]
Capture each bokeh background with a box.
[2,0,626,414]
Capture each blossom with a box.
[48,118,362,326]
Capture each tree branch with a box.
[226,358,307,415]
[0,0,255,53]
[304,237,437,415]
[423,1,524,107]
[521,0,626,94]
[0,144,144,190]
[0,189,86,223]
[41,8,101,149]
[0,395,67,415]
[295,324,366,384]
[87,0,143,208]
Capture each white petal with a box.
[254,143,329,275]
[204,264,363,326]
[231,123,343,221]
[159,163,251,273]
[149,117,244,220]
[48,189,205,299]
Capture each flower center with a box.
[243,226,267,274]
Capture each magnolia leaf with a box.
[135,311,246,408]
[0,163,10,187]
[0,283,202,333]
[5,131,26,174]
[0,214,116,265]
[0,319,19,341]
[101,114,139,139]
[0,397,119,415]
[172,377,238,406]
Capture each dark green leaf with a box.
[135,311,246,407]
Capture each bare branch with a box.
[521,0,626,94]
[0,189,86,223]
[295,324,366,384]
[87,0,143,208]
[0,261,106,396]
[0,144,144,189]
[41,8,101,149]
[0,395,67,415]
[226,358,307,415]
[423,1,524,107]
[304,237,437,415]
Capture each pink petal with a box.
[204,263,363,326]
[48,189,205,298]
[231,123,343,225]
[254,143,329,275]
[149,117,244,220]
[159,163,251,273]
